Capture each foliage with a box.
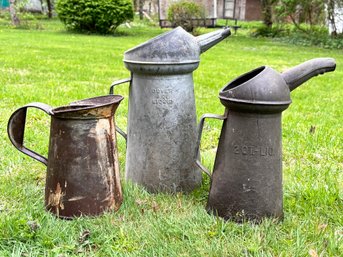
[274,0,325,30]
[9,0,20,26]
[250,22,343,49]
[250,24,286,37]
[274,29,343,49]
[261,0,343,37]
[56,0,134,34]
[260,0,278,27]
[0,10,11,20]
[167,0,205,33]
[250,0,343,49]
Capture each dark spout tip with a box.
[325,59,336,72]
[282,58,336,91]
[222,26,231,37]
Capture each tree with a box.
[46,0,53,18]
[326,0,343,36]
[9,0,20,26]
[275,0,324,32]
[274,0,343,36]
[261,0,277,27]
[139,0,144,20]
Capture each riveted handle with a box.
[195,110,228,178]
[109,77,131,140]
[7,103,53,166]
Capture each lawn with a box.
[0,18,342,256]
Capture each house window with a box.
[224,0,236,18]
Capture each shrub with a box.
[167,0,205,33]
[250,23,343,49]
[275,31,343,49]
[56,0,133,34]
[250,24,287,38]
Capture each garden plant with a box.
[167,0,205,33]
[56,0,134,34]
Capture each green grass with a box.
[0,18,342,256]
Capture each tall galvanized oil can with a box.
[111,26,231,193]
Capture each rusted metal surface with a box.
[8,95,124,219]
[111,26,231,193]
[196,58,336,222]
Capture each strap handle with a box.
[109,77,131,140]
[195,109,228,178]
[7,103,53,166]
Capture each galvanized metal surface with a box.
[123,26,231,64]
[8,95,124,219]
[197,58,336,222]
[126,73,201,193]
[113,26,231,193]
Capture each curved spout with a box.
[196,27,231,53]
[282,58,336,91]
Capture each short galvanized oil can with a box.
[196,58,336,222]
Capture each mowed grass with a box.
[0,18,342,256]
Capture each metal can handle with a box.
[109,77,131,140]
[195,109,228,178]
[7,103,53,166]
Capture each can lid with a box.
[219,66,292,110]
[124,27,200,64]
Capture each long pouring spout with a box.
[196,27,231,54]
[282,58,336,91]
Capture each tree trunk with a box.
[327,0,338,36]
[47,0,53,19]
[261,0,273,28]
[139,0,144,20]
[9,0,20,26]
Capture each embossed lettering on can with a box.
[152,88,173,106]
[233,144,274,156]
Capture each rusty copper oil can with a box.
[8,95,124,219]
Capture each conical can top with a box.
[124,26,231,64]
[124,27,199,64]
[219,66,291,113]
